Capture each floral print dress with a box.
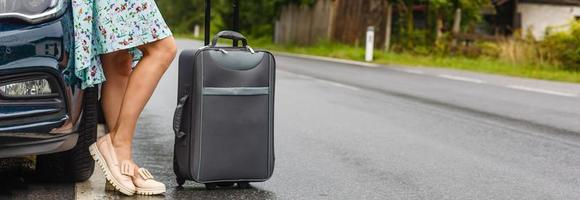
[71,0,172,89]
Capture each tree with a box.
[156,0,206,34]
[388,0,490,50]
[156,0,491,51]
[156,0,314,38]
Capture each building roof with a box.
[494,0,580,6]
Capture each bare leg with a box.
[101,50,133,132]
[110,37,177,161]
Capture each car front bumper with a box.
[0,132,77,158]
[0,5,84,157]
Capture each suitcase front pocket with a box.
[198,86,272,182]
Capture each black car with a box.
[0,0,97,181]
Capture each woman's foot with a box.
[104,164,166,195]
[132,166,166,195]
[89,134,136,195]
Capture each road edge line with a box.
[507,85,578,97]
[274,52,383,68]
[438,74,485,84]
[277,52,578,98]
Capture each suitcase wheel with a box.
[237,182,251,189]
[176,177,186,187]
[205,183,218,190]
[206,182,247,190]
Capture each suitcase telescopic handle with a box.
[210,31,248,47]
[204,0,241,46]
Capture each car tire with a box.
[36,87,98,182]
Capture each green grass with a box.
[176,34,580,83]
[374,52,580,83]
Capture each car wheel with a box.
[36,87,98,182]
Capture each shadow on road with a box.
[169,185,277,200]
[95,184,277,200]
[0,158,74,200]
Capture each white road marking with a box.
[316,79,361,91]
[75,125,109,200]
[395,68,425,74]
[280,70,361,91]
[75,165,109,200]
[438,74,484,84]
[507,85,578,97]
[278,52,381,68]
[295,74,315,80]
[280,53,580,99]
[279,70,314,80]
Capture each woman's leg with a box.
[110,37,177,161]
[101,50,133,132]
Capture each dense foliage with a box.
[157,0,488,41]
[390,0,490,50]
[156,0,314,37]
[543,21,580,70]
[156,0,578,71]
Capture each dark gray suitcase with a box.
[172,0,275,190]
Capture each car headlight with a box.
[0,0,65,23]
[0,79,54,98]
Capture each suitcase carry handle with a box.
[210,31,248,47]
[173,94,189,138]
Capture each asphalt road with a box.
[2,39,580,199]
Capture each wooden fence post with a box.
[384,2,393,51]
[452,8,462,46]
[328,0,337,40]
